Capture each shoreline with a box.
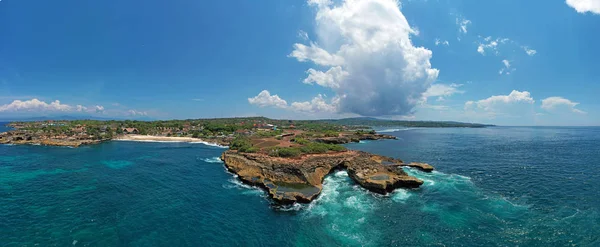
[114,135,228,148]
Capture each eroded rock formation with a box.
[221,150,432,204]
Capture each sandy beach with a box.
[115,135,227,147]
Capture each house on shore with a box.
[122,128,139,134]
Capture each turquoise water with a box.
[1,127,600,246]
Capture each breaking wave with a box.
[377,128,416,133]
[115,139,227,148]
[190,141,228,148]
[202,157,223,163]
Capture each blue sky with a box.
[1,0,599,125]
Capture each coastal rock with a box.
[404,162,435,172]
[221,150,426,204]
[345,154,422,194]
[311,134,396,144]
[0,132,101,147]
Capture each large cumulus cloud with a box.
[287,0,439,116]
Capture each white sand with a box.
[115,135,227,148]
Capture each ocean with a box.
[1,126,599,246]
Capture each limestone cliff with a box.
[221,150,432,204]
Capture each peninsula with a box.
[1,117,484,203]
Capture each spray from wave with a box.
[201,157,223,163]
[190,141,228,148]
[301,170,379,246]
[377,128,417,133]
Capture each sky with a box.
[1,0,599,126]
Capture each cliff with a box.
[221,150,432,204]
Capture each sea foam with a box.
[202,157,223,163]
[377,128,416,133]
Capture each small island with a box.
[0,117,487,203]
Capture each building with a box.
[122,128,139,134]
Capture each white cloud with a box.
[477,45,485,54]
[247,90,340,114]
[422,83,464,102]
[298,30,309,41]
[418,104,450,110]
[128,110,148,116]
[566,0,600,14]
[287,0,439,116]
[477,37,509,55]
[465,90,534,113]
[248,90,289,109]
[541,96,586,114]
[303,66,348,88]
[456,17,471,34]
[435,39,450,46]
[76,105,87,112]
[478,37,536,59]
[522,46,537,56]
[290,94,338,113]
[0,98,144,116]
[74,104,105,113]
[499,59,515,75]
[289,43,345,66]
[0,99,72,112]
[94,105,105,113]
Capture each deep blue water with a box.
[1,127,600,246]
[0,122,13,133]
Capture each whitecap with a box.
[202,157,223,163]
[276,203,305,212]
[378,128,416,133]
[378,128,401,133]
[223,178,264,197]
[333,170,348,177]
[190,141,228,148]
[391,189,411,202]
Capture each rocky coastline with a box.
[0,131,104,147]
[310,133,397,144]
[0,132,228,148]
[2,119,435,205]
[220,150,433,204]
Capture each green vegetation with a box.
[300,142,346,153]
[230,137,252,152]
[268,147,302,158]
[5,116,491,148]
[266,141,346,157]
[355,130,376,135]
[292,137,309,145]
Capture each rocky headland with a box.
[0,131,103,147]
[221,150,433,204]
[310,133,397,144]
